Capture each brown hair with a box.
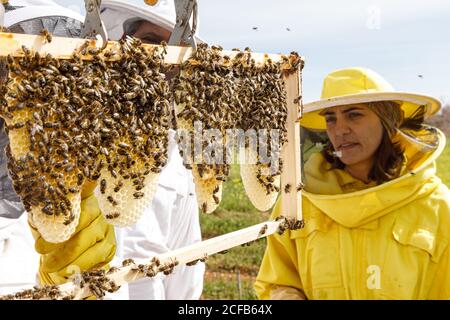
[322,101,405,184]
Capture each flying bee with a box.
[284,183,291,193]
[100,179,107,194]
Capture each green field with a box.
[200,143,450,300]
[437,142,450,187]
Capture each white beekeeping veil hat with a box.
[3,0,83,36]
[100,0,176,40]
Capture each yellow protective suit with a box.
[255,129,450,300]
[29,181,116,285]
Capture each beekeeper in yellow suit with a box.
[255,67,450,300]
[0,0,116,294]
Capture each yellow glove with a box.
[29,180,116,285]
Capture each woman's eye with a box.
[348,112,362,119]
[325,116,336,124]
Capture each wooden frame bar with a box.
[0,32,284,64]
[59,221,282,299]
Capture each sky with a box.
[55,0,450,105]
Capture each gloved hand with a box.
[29,180,116,285]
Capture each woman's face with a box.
[323,103,384,167]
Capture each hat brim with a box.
[5,6,84,27]
[300,92,441,130]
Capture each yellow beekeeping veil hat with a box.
[300,67,441,130]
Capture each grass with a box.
[436,142,450,187]
[200,143,450,300]
[200,164,268,300]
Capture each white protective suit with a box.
[0,0,85,295]
[101,0,205,300]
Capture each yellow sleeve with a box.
[254,198,305,299]
[427,246,450,299]
[30,187,116,285]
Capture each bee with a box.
[201,202,207,213]
[107,267,120,275]
[213,194,220,205]
[199,253,208,263]
[38,28,52,44]
[109,167,117,178]
[107,196,118,206]
[186,259,199,266]
[114,181,123,193]
[133,191,144,199]
[163,269,173,276]
[122,258,135,266]
[105,212,120,219]
[42,204,54,215]
[296,182,304,192]
[77,173,84,186]
[150,167,161,173]
[258,224,268,237]
[83,166,90,178]
[7,122,25,130]
[100,179,107,194]
[215,175,226,182]
[63,213,76,226]
[69,187,79,193]
[151,257,161,267]
[284,183,291,193]
[293,219,305,230]
[118,142,129,149]
[277,222,287,235]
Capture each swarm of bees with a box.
[275,215,305,235]
[0,33,302,241]
[174,44,301,213]
[0,284,63,300]
[0,36,171,242]
[173,44,235,213]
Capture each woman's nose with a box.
[334,118,351,136]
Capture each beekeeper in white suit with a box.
[0,0,86,295]
[101,0,205,300]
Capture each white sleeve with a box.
[0,214,39,295]
[163,174,205,300]
[111,131,205,300]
